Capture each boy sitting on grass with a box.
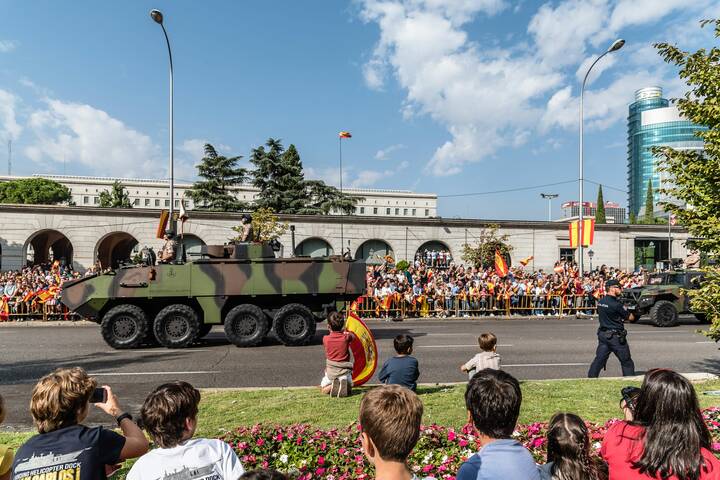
[127,381,245,480]
[360,385,433,480]
[379,334,420,391]
[320,311,356,397]
[460,332,501,379]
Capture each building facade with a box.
[0,204,691,274]
[0,174,438,219]
[560,201,627,224]
[626,86,705,217]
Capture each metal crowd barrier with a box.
[353,294,598,319]
[1,301,81,322]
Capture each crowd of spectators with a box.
[0,262,82,320]
[362,256,647,318]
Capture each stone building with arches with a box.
[0,204,691,273]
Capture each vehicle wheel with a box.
[649,300,679,327]
[197,323,214,339]
[224,304,270,347]
[153,304,201,348]
[274,304,317,346]
[695,313,710,323]
[101,304,149,349]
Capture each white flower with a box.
[593,442,601,450]
[280,454,289,464]
[423,453,432,464]
[441,455,448,463]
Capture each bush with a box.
[395,260,410,271]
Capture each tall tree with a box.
[99,181,132,208]
[642,179,655,224]
[654,19,720,339]
[0,178,71,205]
[461,224,513,268]
[250,138,286,213]
[186,144,248,211]
[595,185,606,224]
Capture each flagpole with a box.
[339,136,344,256]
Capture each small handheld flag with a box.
[494,250,509,277]
[339,131,352,138]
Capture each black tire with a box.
[695,313,710,323]
[197,323,214,338]
[153,304,201,348]
[274,304,317,346]
[100,304,149,349]
[649,300,679,327]
[224,304,270,347]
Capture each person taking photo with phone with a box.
[588,279,636,378]
[11,367,148,480]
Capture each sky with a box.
[0,0,716,220]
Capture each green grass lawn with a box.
[4,379,720,450]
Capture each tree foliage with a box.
[643,179,655,224]
[595,185,606,224]
[250,138,361,215]
[230,207,288,243]
[99,181,132,208]
[0,178,72,205]
[461,224,513,268]
[654,19,720,339]
[186,144,248,212]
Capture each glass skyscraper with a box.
[626,86,705,217]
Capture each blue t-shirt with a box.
[378,355,420,391]
[456,439,540,480]
[12,425,125,480]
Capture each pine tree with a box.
[250,138,286,213]
[595,185,606,224]
[643,179,655,224]
[99,181,132,208]
[186,144,248,211]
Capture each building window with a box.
[155,199,160,207]
[404,208,408,215]
[386,208,391,215]
[412,208,416,216]
[133,199,140,206]
[165,200,170,207]
[559,248,576,263]
[83,196,89,204]
[373,207,378,214]
[425,209,429,216]
[145,199,150,206]
[360,207,365,214]
[395,208,399,215]
[174,199,180,208]
[93,197,99,204]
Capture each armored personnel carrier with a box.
[60,242,366,349]
[621,270,707,327]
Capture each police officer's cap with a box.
[605,279,621,288]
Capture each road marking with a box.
[695,341,716,344]
[417,344,513,348]
[91,371,221,376]
[105,349,213,354]
[504,362,588,367]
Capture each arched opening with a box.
[181,234,206,260]
[416,241,453,267]
[24,229,74,267]
[96,232,139,269]
[295,237,334,257]
[355,239,394,265]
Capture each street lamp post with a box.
[579,38,625,274]
[588,249,595,272]
[540,193,558,222]
[150,9,175,232]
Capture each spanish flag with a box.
[519,255,534,267]
[569,219,595,248]
[495,250,509,277]
[157,209,170,239]
[346,311,377,386]
[338,131,352,138]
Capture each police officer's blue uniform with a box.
[588,282,635,377]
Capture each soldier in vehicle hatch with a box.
[238,214,254,242]
[158,231,178,264]
[588,279,637,378]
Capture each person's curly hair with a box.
[140,381,201,448]
[30,367,97,433]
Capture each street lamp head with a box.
[150,9,164,24]
[608,39,625,53]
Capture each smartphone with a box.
[621,386,640,410]
[91,387,107,404]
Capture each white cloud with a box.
[375,143,406,160]
[0,40,18,53]
[0,89,22,140]
[24,99,161,178]
[608,0,693,31]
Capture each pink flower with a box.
[255,439,264,446]
[531,437,545,449]
[713,443,720,452]
[459,439,468,447]
[315,468,326,476]
[447,430,457,442]
[318,456,325,466]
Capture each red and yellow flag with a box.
[157,209,170,239]
[494,250,509,277]
[569,219,595,248]
[346,311,377,387]
[519,255,534,267]
[338,131,352,138]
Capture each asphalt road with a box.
[1,315,717,430]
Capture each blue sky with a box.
[0,0,716,219]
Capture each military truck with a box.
[60,242,366,349]
[621,270,707,327]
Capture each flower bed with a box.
[221,407,720,479]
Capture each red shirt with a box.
[601,421,720,480]
[323,331,356,362]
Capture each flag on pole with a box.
[345,310,377,386]
[569,219,595,248]
[494,250,509,277]
[156,209,170,239]
[178,199,189,238]
[338,131,352,138]
[669,214,677,226]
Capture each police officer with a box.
[588,279,636,377]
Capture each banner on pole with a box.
[569,219,595,248]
